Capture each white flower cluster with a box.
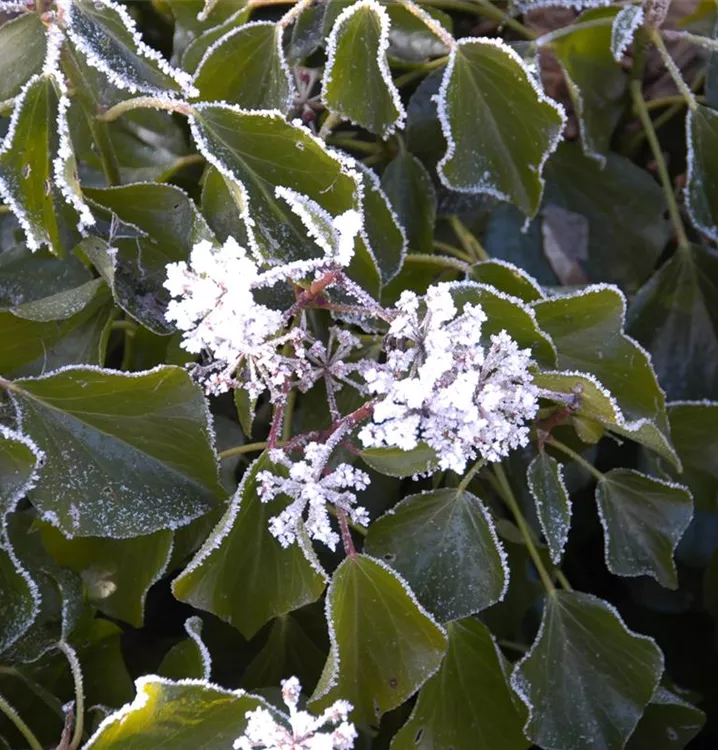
[258,440,370,551]
[359,283,539,473]
[234,676,356,750]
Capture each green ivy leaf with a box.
[511,590,664,750]
[84,676,266,749]
[6,365,224,538]
[596,469,693,590]
[544,144,670,292]
[310,554,447,726]
[192,22,293,111]
[436,38,565,217]
[0,75,83,255]
[201,165,251,246]
[360,443,438,478]
[0,280,113,378]
[38,524,173,627]
[0,13,47,100]
[381,152,436,256]
[365,489,508,622]
[385,3,451,63]
[611,4,643,61]
[323,0,405,138]
[627,244,718,401]
[661,401,718,513]
[548,8,626,163]
[391,618,529,750]
[173,453,327,640]
[470,260,544,303]
[158,616,212,681]
[0,428,43,654]
[686,104,718,242]
[83,183,213,334]
[180,5,252,73]
[527,453,571,565]
[626,686,706,749]
[64,0,195,97]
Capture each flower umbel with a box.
[233,676,357,750]
[359,283,539,473]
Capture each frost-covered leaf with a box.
[534,285,670,438]
[323,0,406,138]
[242,607,328,691]
[0,12,46,100]
[511,591,664,750]
[39,523,173,627]
[180,5,252,73]
[189,105,362,263]
[470,259,544,303]
[661,401,718,513]
[436,38,565,217]
[201,165,251,246]
[0,279,113,378]
[381,151,436,256]
[544,143,671,292]
[84,676,266,749]
[527,453,571,565]
[548,8,626,163]
[360,443,438,478]
[158,616,212,681]
[83,183,213,334]
[63,0,197,97]
[627,244,718,401]
[358,165,406,283]
[310,554,447,726]
[365,488,508,622]
[626,686,706,750]
[385,3,451,63]
[686,104,718,242]
[611,4,644,62]
[192,21,293,111]
[173,453,327,640]
[0,427,43,654]
[392,618,529,750]
[7,365,224,538]
[0,75,86,255]
[596,469,693,590]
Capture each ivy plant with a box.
[0,0,716,748]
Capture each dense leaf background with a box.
[0,0,717,748]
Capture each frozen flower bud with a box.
[359,283,539,473]
[234,676,357,749]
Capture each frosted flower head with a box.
[359,283,539,473]
[257,441,370,551]
[234,676,356,750]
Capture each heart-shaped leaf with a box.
[158,616,212,681]
[365,488,508,622]
[626,686,705,749]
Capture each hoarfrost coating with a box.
[234,676,356,750]
[358,283,540,473]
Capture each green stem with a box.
[493,463,555,594]
[394,56,449,88]
[457,457,486,493]
[649,28,698,111]
[447,216,490,262]
[536,16,613,46]
[545,437,605,483]
[432,240,474,263]
[58,642,84,750]
[405,253,470,274]
[98,97,196,124]
[629,78,691,252]
[0,691,44,750]
[111,319,138,333]
[219,440,282,459]
[282,388,297,442]
[644,94,706,111]
[422,0,535,39]
[156,154,205,183]
[555,569,573,591]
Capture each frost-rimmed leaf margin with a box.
[685,104,718,243]
[322,0,407,139]
[191,19,295,112]
[470,258,546,303]
[512,0,611,9]
[0,424,45,654]
[434,36,566,217]
[83,675,275,749]
[58,0,198,98]
[184,615,213,681]
[527,452,572,565]
[309,553,447,720]
[611,4,644,62]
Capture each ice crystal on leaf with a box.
[258,440,370,551]
[359,283,539,473]
[234,676,357,750]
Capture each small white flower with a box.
[258,441,370,551]
[234,676,357,750]
[359,283,539,473]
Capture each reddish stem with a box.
[337,510,356,558]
